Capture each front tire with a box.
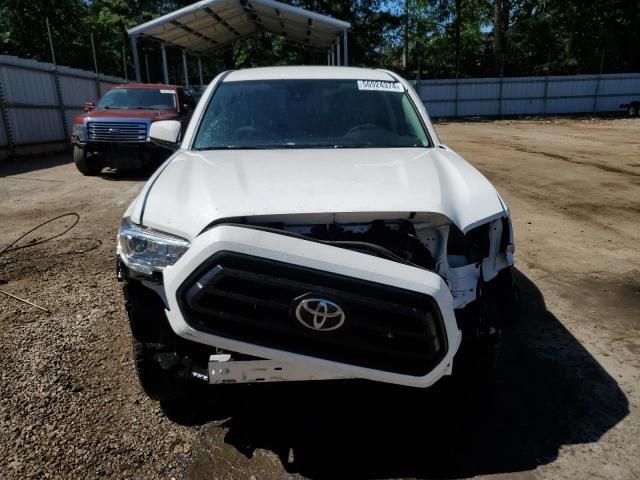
[73,146,102,176]
[131,336,183,402]
[124,283,192,403]
[450,268,519,389]
[628,104,639,117]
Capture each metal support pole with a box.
[45,18,57,65]
[593,77,601,116]
[593,50,605,116]
[145,53,150,83]
[543,64,549,115]
[46,18,69,142]
[498,53,505,117]
[327,50,330,66]
[161,43,169,84]
[52,67,69,142]
[122,45,127,81]
[95,76,102,98]
[90,33,99,73]
[454,78,459,117]
[198,57,204,87]
[498,75,504,117]
[131,35,141,82]
[182,50,189,89]
[331,47,335,66]
[336,40,341,66]
[0,76,16,159]
[343,29,348,66]
[90,33,101,97]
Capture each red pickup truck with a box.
[71,84,196,175]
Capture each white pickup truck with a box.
[116,66,518,403]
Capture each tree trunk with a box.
[454,0,462,78]
[493,0,508,75]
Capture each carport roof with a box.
[127,0,351,53]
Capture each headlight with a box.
[117,218,190,275]
[72,123,87,141]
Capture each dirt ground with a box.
[0,117,638,479]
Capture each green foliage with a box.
[0,0,90,66]
[1,0,638,79]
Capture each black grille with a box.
[87,121,147,142]
[177,252,447,376]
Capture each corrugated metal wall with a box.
[0,55,126,159]
[417,73,640,118]
[1,58,639,159]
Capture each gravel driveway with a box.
[1,117,638,479]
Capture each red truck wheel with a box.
[73,146,102,176]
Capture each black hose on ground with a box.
[0,213,80,256]
[0,213,102,257]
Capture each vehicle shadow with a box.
[99,167,154,182]
[0,154,156,181]
[0,152,70,177]
[164,269,629,479]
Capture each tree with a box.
[1,0,639,79]
[0,0,90,67]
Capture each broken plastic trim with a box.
[204,223,431,271]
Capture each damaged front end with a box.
[118,209,516,390]
[155,210,512,387]
[207,210,515,311]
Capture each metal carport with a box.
[127,0,350,86]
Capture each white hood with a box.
[136,147,506,240]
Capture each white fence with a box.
[1,58,639,159]
[0,55,126,160]
[417,72,640,118]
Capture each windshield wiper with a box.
[331,143,380,148]
[334,143,425,148]
[193,143,426,151]
[194,145,276,151]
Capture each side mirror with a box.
[149,120,182,149]
[84,101,95,112]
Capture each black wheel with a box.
[130,336,184,402]
[73,146,102,176]
[628,104,639,117]
[451,338,501,391]
[123,283,193,403]
[449,268,519,390]
[483,267,521,326]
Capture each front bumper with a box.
[74,139,164,168]
[162,225,462,388]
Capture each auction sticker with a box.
[160,89,175,94]
[357,80,404,92]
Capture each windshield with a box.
[97,88,177,110]
[192,79,431,150]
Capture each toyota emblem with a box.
[294,297,346,331]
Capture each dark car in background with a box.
[71,84,195,175]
